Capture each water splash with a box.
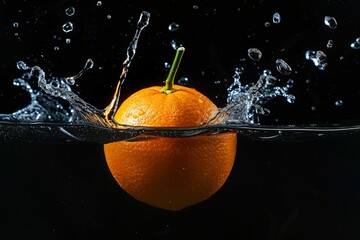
[211,67,295,125]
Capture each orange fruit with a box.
[104,47,237,211]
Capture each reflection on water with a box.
[1,10,360,144]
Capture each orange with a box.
[104,47,237,211]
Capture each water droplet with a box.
[263,69,272,76]
[275,59,292,75]
[311,106,317,111]
[168,22,180,32]
[65,38,71,44]
[16,61,29,70]
[326,39,333,49]
[265,75,278,85]
[66,77,75,85]
[350,40,360,49]
[164,62,171,69]
[272,12,281,24]
[286,79,294,88]
[305,50,327,70]
[335,100,343,106]
[65,7,75,16]
[214,80,221,84]
[62,22,73,33]
[264,22,271,27]
[13,22,19,27]
[324,16,337,29]
[177,77,189,86]
[107,15,111,19]
[54,46,60,51]
[192,5,199,10]
[247,48,262,61]
[96,1,102,6]
[170,39,182,50]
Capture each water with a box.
[1,10,360,144]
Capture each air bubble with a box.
[13,22,19,27]
[324,16,337,29]
[107,15,111,19]
[54,46,60,51]
[192,5,199,10]
[96,1,102,6]
[275,59,292,75]
[247,48,262,61]
[264,22,270,27]
[62,22,74,33]
[65,7,75,16]
[65,38,71,44]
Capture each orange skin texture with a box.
[104,84,237,211]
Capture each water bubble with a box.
[272,12,281,24]
[66,77,75,85]
[192,5,199,10]
[168,22,180,32]
[247,48,262,61]
[16,61,29,70]
[326,39,333,49]
[265,75,278,85]
[13,22,19,27]
[275,59,292,75]
[335,100,343,107]
[264,22,271,27]
[96,1,102,6]
[177,77,189,86]
[62,22,74,33]
[324,16,337,29]
[65,38,71,44]
[54,46,60,51]
[107,15,112,19]
[305,50,327,70]
[65,7,75,16]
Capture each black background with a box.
[1,0,360,239]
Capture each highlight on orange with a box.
[104,47,237,211]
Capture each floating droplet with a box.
[326,39,333,49]
[65,38,71,44]
[272,12,281,24]
[16,61,29,70]
[305,50,327,70]
[286,79,294,88]
[65,7,75,16]
[168,22,180,32]
[96,1,102,6]
[177,77,189,86]
[164,62,171,69]
[62,22,73,33]
[263,69,272,76]
[324,16,337,29]
[350,39,360,49]
[335,100,343,107]
[264,22,270,27]
[13,22,19,27]
[275,59,292,75]
[247,48,262,61]
[170,39,182,50]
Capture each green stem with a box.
[161,47,185,94]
